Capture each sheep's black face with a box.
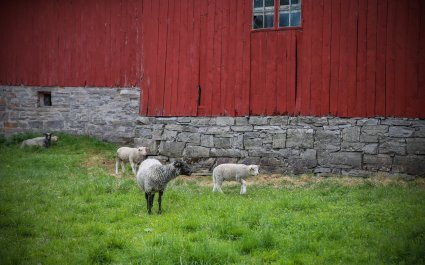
[173,160,192,176]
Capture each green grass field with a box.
[0,133,424,264]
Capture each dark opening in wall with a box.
[38,91,52,107]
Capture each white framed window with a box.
[253,0,301,30]
[279,0,301,27]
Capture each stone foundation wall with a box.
[1,85,424,176]
[134,116,425,176]
[0,86,140,143]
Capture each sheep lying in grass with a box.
[136,158,192,214]
[20,133,57,148]
[115,146,148,175]
[212,164,260,195]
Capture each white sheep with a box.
[115,146,148,175]
[20,134,58,148]
[212,163,260,194]
[136,158,192,214]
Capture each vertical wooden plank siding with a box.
[0,0,424,118]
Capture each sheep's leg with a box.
[148,193,155,214]
[145,192,149,211]
[115,158,119,174]
[212,174,224,193]
[240,179,247,195]
[158,191,163,214]
[121,161,126,173]
[130,158,137,175]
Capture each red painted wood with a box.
[1,0,425,118]
[366,0,377,117]
[233,0,244,116]
[265,32,278,115]
[140,0,152,115]
[250,33,263,115]
[276,31,288,114]
[405,0,420,117]
[321,0,332,116]
[240,0,251,116]
[375,0,388,117]
[329,0,341,115]
[385,0,396,116]
[299,0,312,115]
[418,1,425,118]
[310,0,323,115]
[356,0,367,117]
[394,0,409,116]
[287,31,297,115]
[211,0,223,115]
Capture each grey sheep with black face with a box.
[136,159,192,214]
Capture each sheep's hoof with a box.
[158,210,162,214]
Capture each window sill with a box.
[251,26,303,33]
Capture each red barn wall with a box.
[0,0,144,88]
[1,0,424,118]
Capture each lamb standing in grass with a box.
[212,164,260,195]
[20,133,57,148]
[115,146,148,175]
[136,159,192,214]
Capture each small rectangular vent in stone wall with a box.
[38,91,52,107]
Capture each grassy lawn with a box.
[0,134,424,264]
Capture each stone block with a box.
[183,146,210,158]
[254,126,284,132]
[362,144,378,154]
[314,130,340,151]
[356,118,380,126]
[341,142,366,152]
[201,135,214,148]
[272,134,287,149]
[243,137,263,149]
[270,116,289,126]
[361,125,388,136]
[407,138,425,155]
[318,151,362,169]
[45,120,64,130]
[342,127,360,142]
[379,139,406,155]
[162,130,178,141]
[231,125,253,132]
[211,148,245,158]
[363,154,392,172]
[214,137,231,148]
[249,116,269,125]
[177,132,201,144]
[158,141,186,157]
[238,157,261,165]
[413,126,425,137]
[235,117,249,125]
[381,118,412,126]
[389,126,414,138]
[216,117,235,126]
[286,129,314,149]
[393,155,425,176]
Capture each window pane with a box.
[254,0,263,8]
[253,15,264,29]
[264,13,274,28]
[265,0,274,7]
[279,12,289,27]
[292,0,300,4]
[290,11,301,26]
[280,0,289,5]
